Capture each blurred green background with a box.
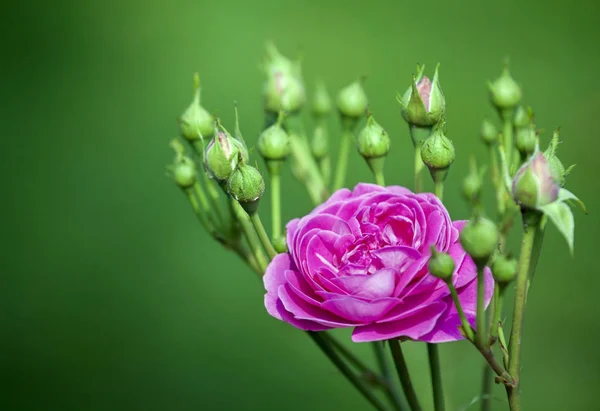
[2,0,599,410]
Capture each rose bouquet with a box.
[167,44,585,411]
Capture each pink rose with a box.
[264,184,493,343]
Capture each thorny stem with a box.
[270,170,281,240]
[476,263,487,349]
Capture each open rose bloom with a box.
[264,184,493,343]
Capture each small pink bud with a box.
[217,131,232,158]
[512,152,559,209]
[416,76,432,111]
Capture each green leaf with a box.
[540,201,575,255]
[558,188,587,214]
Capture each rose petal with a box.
[319,294,401,322]
[264,254,295,320]
[351,302,446,342]
[331,268,397,299]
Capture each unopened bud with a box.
[480,119,498,146]
[512,152,559,209]
[428,246,455,281]
[169,139,197,188]
[460,217,499,263]
[205,127,239,183]
[262,43,306,114]
[513,106,530,128]
[544,130,574,187]
[515,124,537,158]
[462,158,483,202]
[491,254,518,286]
[273,236,288,253]
[399,64,445,127]
[311,124,328,160]
[488,65,522,110]
[258,115,291,161]
[179,73,215,141]
[421,123,455,183]
[312,81,332,118]
[337,79,368,120]
[357,113,390,159]
[227,163,265,215]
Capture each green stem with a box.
[372,342,405,411]
[325,335,385,385]
[427,344,445,411]
[319,157,331,185]
[481,364,493,411]
[414,143,423,193]
[375,169,385,186]
[333,128,353,191]
[286,115,328,204]
[409,126,432,193]
[434,180,444,201]
[476,263,487,348]
[445,281,475,341]
[490,285,504,342]
[250,212,277,260]
[500,109,514,173]
[270,170,281,240]
[185,186,213,234]
[308,332,388,411]
[389,339,422,411]
[506,211,542,411]
[231,200,268,272]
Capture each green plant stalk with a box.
[389,339,422,411]
[445,281,475,341]
[319,157,331,185]
[500,109,514,172]
[187,188,260,275]
[231,200,268,272]
[506,211,542,411]
[333,128,353,191]
[374,169,385,186]
[372,341,405,411]
[308,332,389,411]
[476,263,487,348]
[250,212,277,260]
[427,344,445,411]
[429,178,445,411]
[270,171,281,240]
[325,334,388,388]
[409,126,432,193]
[285,115,328,204]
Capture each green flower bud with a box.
[179,73,215,141]
[398,64,445,128]
[428,246,455,281]
[357,113,390,159]
[516,124,537,158]
[513,106,530,128]
[168,139,197,188]
[421,124,455,178]
[258,117,291,161]
[312,81,332,118]
[488,65,522,110]
[512,152,559,209]
[480,119,498,146]
[544,129,574,187]
[462,158,483,202]
[311,123,328,160]
[205,127,239,183]
[337,80,368,119]
[262,43,306,114]
[460,217,499,263]
[491,254,518,286]
[227,163,265,215]
[273,235,288,253]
